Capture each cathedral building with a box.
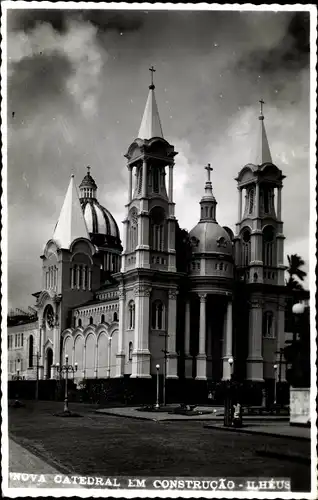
[13,74,293,401]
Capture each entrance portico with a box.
[184,291,233,381]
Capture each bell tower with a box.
[121,67,178,274]
[115,68,180,381]
[233,100,287,384]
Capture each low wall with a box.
[289,387,310,426]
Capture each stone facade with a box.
[8,84,298,403]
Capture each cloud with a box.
[7,19,105,117]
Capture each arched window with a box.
[263,311,275,338]
[113,311,118,322]
[149,207,165,252]
[78,318,82,328]
[28,335,34,368]
[101,314,105,323]
[248,188,254,214]
[128,342,133,361]
[129,209,138,252]
[152,301,164,330]
[153,168,159,193]
[263,226,275,266]
[89,316,94,325]
[138,166,143,194]
[241,229,251,266]
[128,301,135,329]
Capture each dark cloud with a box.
[8,53,71,123]
[236,12,309,74]
[7,9,145,35]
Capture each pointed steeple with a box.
[255,99,272,165]
[137,66,164,140]
[200,164,217,222]
[53,175,89,249]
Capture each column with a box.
[166,289,178,379]
[83,343,86,379]
[82,266,86,290]
[115,288,125,377]
[70,267,74,289]
[76,266,80,290]
[131,284,151,378]
[196,293,207,380]
[142,158,147,197]
[52,304,60,378]
[237,187,242,221]
[184,299,192,378]
[222,299,233,380]
[128,165,133,202]
[277,186,282,220]
[168,164,174,202]
[88,269,92,291]
[255,183,260,217]
[246,299,264,381]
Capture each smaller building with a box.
[7,310,39,380]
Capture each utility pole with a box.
[161,332,169,407]
[35,351,40,401]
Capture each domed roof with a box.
[189,221,233,256]
[78,168,121,245]
[81,199,120,240]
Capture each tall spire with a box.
[53,175,90,249]
[137,66,164,140]
[200,163,217,222]
[255,99,272,165]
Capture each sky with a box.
[5,6,312,310]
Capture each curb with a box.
[203,424,310,441]
[255,449,310,464]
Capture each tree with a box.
[286,254,307,289]
[175,226,193,272]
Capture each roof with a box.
[138,86,164,140]
[255,115,272,165]
[52,175,90,249]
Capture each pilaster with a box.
[196,293,207,380]
[131,284,151,378]
[115,287,126,377]
[246,298,264,381]
[276,300,287,382]
[166,289,178,379]
[222,299,233,380]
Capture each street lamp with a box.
[56,355,78,413]
[292,302,305,343]
[228,357,234,377]
[224,358,234,427]
[155,364,160,410]
[273,364,278,405]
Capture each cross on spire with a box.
[259,99,265,116]
[149,66,156,89]
[205,163,213,182]
[87,165,91,175]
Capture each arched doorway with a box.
[46,348,53,379]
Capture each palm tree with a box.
[286,254,307,289]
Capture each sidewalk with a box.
[95,406,289,423]
[7,439,82,489]
[203,422,311,441]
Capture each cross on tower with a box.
[87,165,91,175]
[205,163,213,182]
[149,66,156,87]
[259,99,265,116]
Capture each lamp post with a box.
[56,355,78,413]
[292,302,305,343]
[273,364,278,405]
[224,357,234,427]
[155,364,160,410]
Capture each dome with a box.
[81,198,120,240]
[189,221,233,256]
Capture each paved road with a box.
[7,439,81,489]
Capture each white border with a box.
[1,2,317,499]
